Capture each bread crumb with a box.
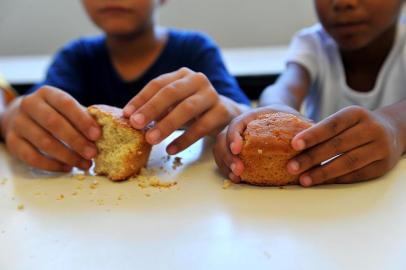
[172,157,183,170]
[71,191,78,196]
[17,204,24,210]
[222,180,232,189]
[144,193,151,197]
[89,180,99,189]
[132,168,177,189]
[97,199,105,206]
[57,194,64,200]
[1,178,7,185]
[258,149,263,154]
[75,174,86,181]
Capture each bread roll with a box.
[88,105,152,181]
[239,112,312,186]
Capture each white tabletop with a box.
[1,132,406,270]
[0,46,288,85]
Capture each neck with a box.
[340,25,397,69]
[106,25,165,62]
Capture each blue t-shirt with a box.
[32,29,250,107]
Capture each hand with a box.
[1,86,101,172]
[123,67,247,154]
[286,106,404,186]
[213,105,301,182]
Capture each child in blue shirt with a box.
[0,0,250,172]
[214,0,406,186]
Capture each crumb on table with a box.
[75,174,86,181]
[56,194,65,200]
[222,180,232,189]
[172,157,183,170]
[1,178,7,185]
[89,180,99,189]
[17,204,24,210]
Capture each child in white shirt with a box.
[214,0,406,187]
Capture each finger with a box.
[228,172,241,183]
[291,107,362,151]
[287,123,372,175]
[130,71,215,131]
[226,108,280,155]
[166,104,228,154]
[333,160,391,184]
[40,87,101,141]
[15,114,91,170]
[123,68,190,117]
[212,136,242,183]
[22,95,98,160]
[146,92,216,145]
[298,142,380,186]
[6,132,72,172]
[212,132,232,176]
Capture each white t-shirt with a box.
[285,23,406,121]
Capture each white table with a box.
[1,132,406,270]
[0,47,288,86]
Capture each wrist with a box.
[376,108,406,154]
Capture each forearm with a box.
[258,63,310,111]
[376,99,406,154]
[259,84,302,110]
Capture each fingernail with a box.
[295,139,306,150]
[148,129,161,144]
[288,160,300,172]
[124,105,135,116]
[84,146,97,159]
[131,113,145,127]
[88,126,100,140]
[230,163,236,173]
[301,175,312,187]
[167,144,178,155]
[230,142,239,155]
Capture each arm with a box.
[213,63,312,181]
[123,34,252,155]
[259,62,310,112]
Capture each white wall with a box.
[0,0,317,56]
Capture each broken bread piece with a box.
[88,105,152,181]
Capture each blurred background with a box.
[0,0,317,55]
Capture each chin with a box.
[334,36,371,52]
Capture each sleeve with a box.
[28,40,86,104]
[285,27,320,83]
[187,33,251,106]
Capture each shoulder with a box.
[291,24,335,49]
[55,35,106,60]
[167,29,218,50]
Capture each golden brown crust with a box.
[239,112,313,186]
[88,105,152,181]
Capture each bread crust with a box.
[239,112,312,186]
